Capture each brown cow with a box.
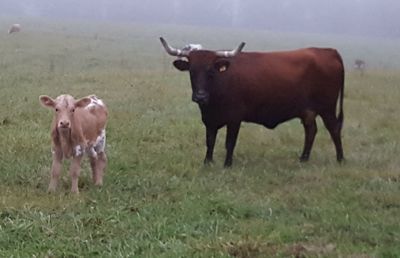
[160,37,345,167]
[40,94,108,193]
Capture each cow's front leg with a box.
[69,155,83,193]
[204,126,218,165]
[224,122,241,167]
[48,149,63,192]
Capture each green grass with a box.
[1,17,400,257]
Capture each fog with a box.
[1,0,399,38]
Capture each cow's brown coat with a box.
[165,43,345,167]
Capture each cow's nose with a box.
[192,91,209,104]
[192,94,208,104]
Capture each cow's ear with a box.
[214,59,230,73]
[75,97,91,108]
[39,95,55,108]
[173,59,189,71]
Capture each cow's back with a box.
[221,48,344,127]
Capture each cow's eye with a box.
[55,108,59,112]
[71,109,75,113]
[207,70,215,79]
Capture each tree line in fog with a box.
[1,0,399,38]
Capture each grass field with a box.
[1,17,400,257]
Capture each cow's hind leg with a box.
[224,122,241,167]
[320,112,344,162]
[300,110,317,162]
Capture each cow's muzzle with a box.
[192,92,209,105]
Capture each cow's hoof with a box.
[204,158,214,165]
[299,155,309,162]
[223,161,232,168]
[337,157,345,163]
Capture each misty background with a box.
[1,0,399,38]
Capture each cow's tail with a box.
[336,50,345,130]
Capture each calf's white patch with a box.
[86,95,104,110]
[94,129,106,153]
[70,129,106,158]
[74,145,83,157]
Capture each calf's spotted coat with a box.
[40,94,108,193]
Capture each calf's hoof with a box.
[70,188,80,194]
[47,183,57,193]
[94,180,103,186]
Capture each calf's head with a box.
[39,95,91,132]
[160,37,245,105]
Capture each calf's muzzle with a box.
[58,120,70,129]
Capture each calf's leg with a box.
[95,152,107,186]
[48,150,63,192]
[69,156,83,193]
[89,156,98,184]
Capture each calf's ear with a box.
[39,95,55,108]
[214,59,230,73]
[75,97,91,108]
[173,59,189,71]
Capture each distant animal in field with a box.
[182,43,202,52]
[40,94,108,193]
[8,24,21,34]
[354,59,366,75]
[160,37,345,167]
